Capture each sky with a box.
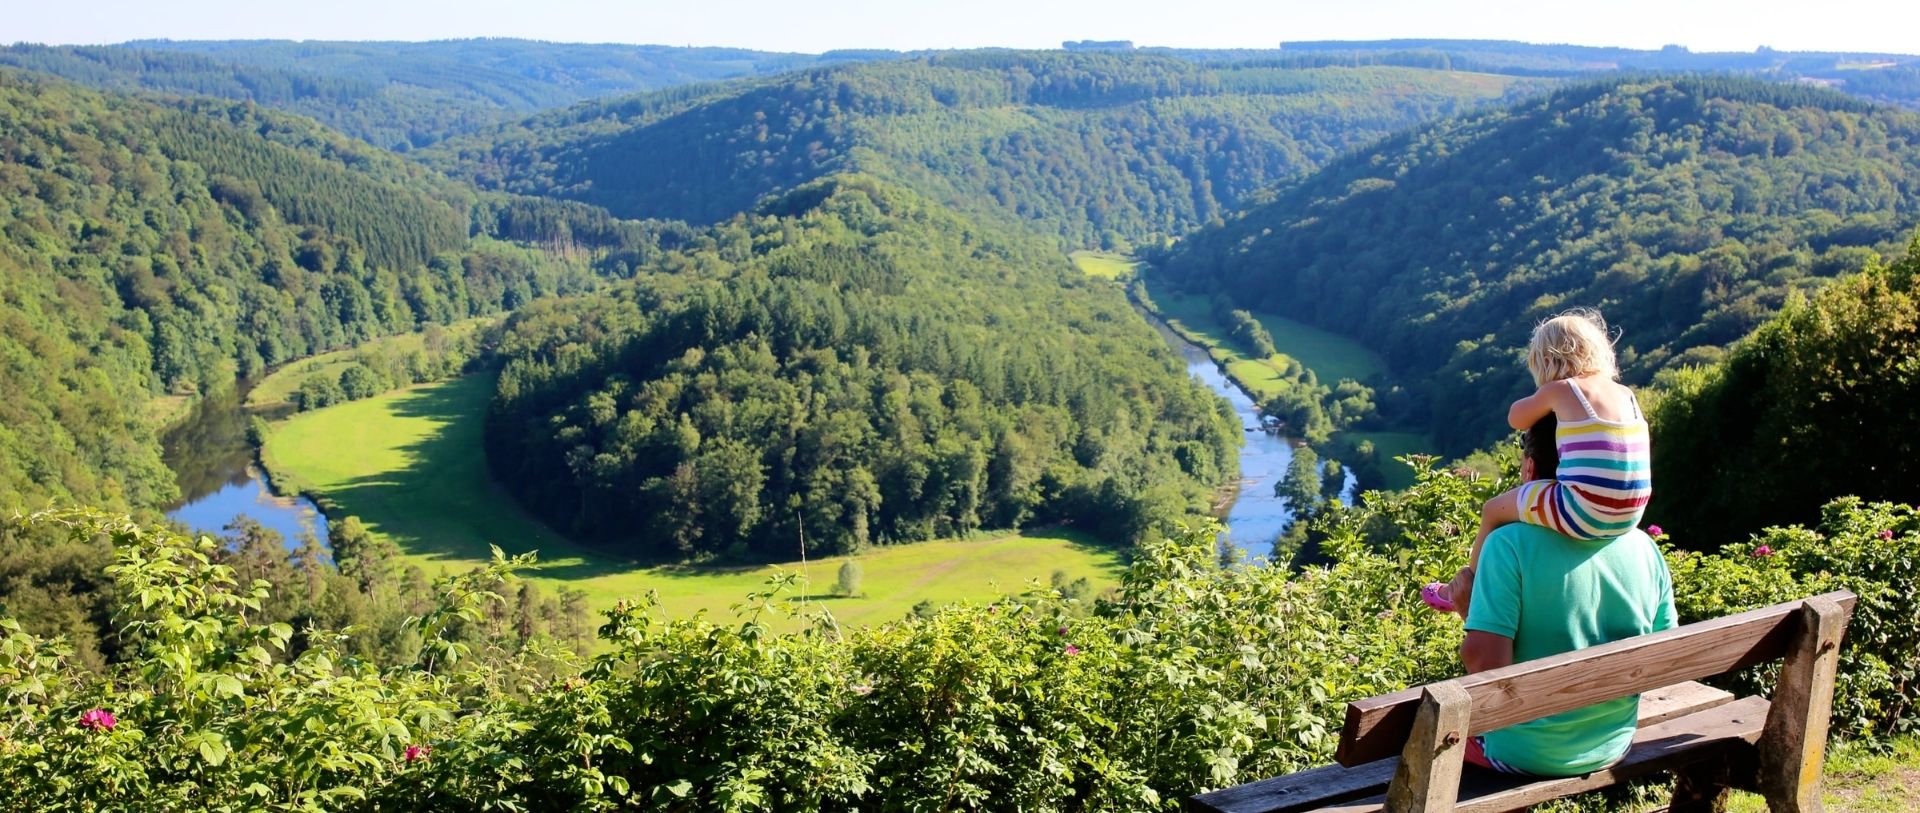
[6,0,1919,55]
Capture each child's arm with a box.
[1507,382,1557,430]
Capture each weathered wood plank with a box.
[1337,591,1855,767]
[1186,681,1735,813]
[1640,681,1736,726]
[1385,682,1472,812]
[1318,696,1770,813]
[1756,595,1847,812]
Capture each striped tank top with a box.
[1516,379,1652,540]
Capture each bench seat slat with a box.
[1337,590,1854,766]
[1184,681,1736,813]
[1315,695,1771,813]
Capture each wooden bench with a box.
[1188,590,1856,813]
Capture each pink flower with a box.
[79,709,116,732]
[1751,545,1775,558]
[1064,644,1081,656]
[404,744,431,763]
[1645,525,1664,537]
[1880,530,1895,540]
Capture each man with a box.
[1454,414,1677,776]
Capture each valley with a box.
[4,29,1920,809]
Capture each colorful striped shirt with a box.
[1516,380,1652,540]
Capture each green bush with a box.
[2,469,1915,809]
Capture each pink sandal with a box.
[1420,582,1456,613]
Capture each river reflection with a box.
[161,385,327,550]
[1150,318,1352,562]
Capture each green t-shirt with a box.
[1464,524,1677,775]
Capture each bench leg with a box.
[1385,681,1471,813]
[1670,757,1732,813]
[1757,595,1847,813]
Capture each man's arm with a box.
[1461,631,1514,673]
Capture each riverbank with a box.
[255,373,1126,630]
[1122,269,1432,490]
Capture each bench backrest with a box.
[1335,589,1857,766]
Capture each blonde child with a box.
[1422,308,1652,616]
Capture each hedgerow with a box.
[2,463,1913,810]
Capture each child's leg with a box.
[1444,486,1524,617]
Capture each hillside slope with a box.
[422,52,1525,245]
[487,176,1242,557]
[0,70,665,510]
[1152,77,1920,453]
[0,40,875,148]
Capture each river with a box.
[161,385,328,551]
[1148,317,1352,562]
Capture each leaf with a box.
[213,674,245,698]
[197,733,229,766]
[665,779,692,798]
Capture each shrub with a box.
[1,466,1916,809]
[835,560,864,597]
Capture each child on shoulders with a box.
[1423,308,1652,616]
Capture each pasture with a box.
[260,374,1125,630]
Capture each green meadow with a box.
[259,374,1124,630]
[1069,250,1140,280]
[248,316,496,409]
[1146,282,1385,387]
[1139,273,1435,487]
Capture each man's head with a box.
[1520,413,1559,481]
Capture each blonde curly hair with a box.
[1527,308,1618,386]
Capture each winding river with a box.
[1148,317,1352,562]
[161,385,328,550]
[161,321,1335,562]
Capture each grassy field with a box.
[259,374,1125,630]
[1070,250,1140,280]
[248,317,495,410]
[1147,282,1384,387]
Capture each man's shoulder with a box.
[1488,524,1654,550]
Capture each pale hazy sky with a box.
[6,0,1919,55]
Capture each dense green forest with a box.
[421,52,1527,246]
[0,69,675,512]
[1270,39,1920,105]
[488,176,1240,558]
[1152,76,1920,455]
[0,40,881,149]
[1650,238,1920,540]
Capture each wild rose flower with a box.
[404,744,431,762]
[850,683,874,696]
[1645,524,1664,537]
[1751,544,1775,558]
[78,709,116,732]
[1880,530,1895,540]
[1064,644,1081,656]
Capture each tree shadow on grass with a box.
[313,375,650,584]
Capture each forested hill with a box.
[1266,40,1920,108]
[487,176,1241,559]
[0,40,882,149]
[1150,76,1920,454]
[420,52,1526,246]
[0,69,673,512]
